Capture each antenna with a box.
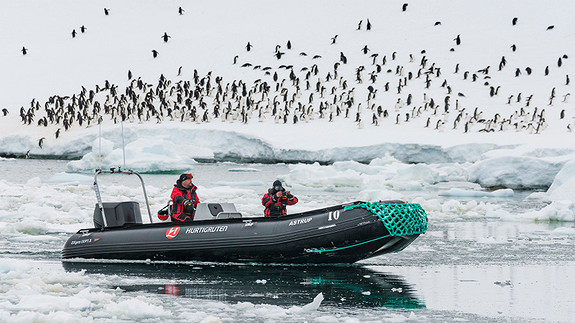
[120,118,126,169]
[98,121,102,170]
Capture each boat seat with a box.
[93,201,142,228]
[216,212,243,219]
[194,203,242,221]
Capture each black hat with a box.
[272,180,283,191]
[179,173,193,182]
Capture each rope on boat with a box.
[308,202,428,254]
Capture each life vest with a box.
[262,188,298,217]
[170,183,199,220]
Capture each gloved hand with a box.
[182,199,195,213]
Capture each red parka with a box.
[171,183,199,221]
[262,189,298,217]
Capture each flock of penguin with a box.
[3,3,574,152]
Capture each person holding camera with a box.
[170,173,200,222]
[262,180,298,217]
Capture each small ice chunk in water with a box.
[301,292,324,311]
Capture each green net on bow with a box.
[344,202,428,236]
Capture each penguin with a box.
[340,52,347,64]
[287,40,292,49]
[246,42,253,51]
[357,20,363,30]
[152,50,159,58]
[104,8,110,15]
[454,34,461,46]
[361,45,370,54]
[402,3,408,11]
[24,150,30,159]
[511,44,517,52]
[55,128,61,138]
[434,21,442,26]
[233,55,238,64]
[512,17,518,25]
[331,35,338,44]
[21,47,28,55]
[2,108,8,116]
[546,25,554,30]
[38,137,45,149]
[178,6,185,15]
[178,66,183,76]
[499,56,507,70]
[545,66,549,76]
[161,32,171,42]
[366,19,372,30]
[71,29,77,38]
[128,70,133,80]
[80,25,87,33]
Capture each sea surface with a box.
[1,159,574,322]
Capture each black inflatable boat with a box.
[62,168,428,264]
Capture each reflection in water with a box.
[63,262,424,309]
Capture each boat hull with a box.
[62,202,423,264]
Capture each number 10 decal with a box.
[328,210,340,221]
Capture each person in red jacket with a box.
[170,173,200,222]
[262,180,298,217]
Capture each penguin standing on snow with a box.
[340,52,347,64]
[454,34,461,45]
[161,32,171,43]
[38,137,45,149]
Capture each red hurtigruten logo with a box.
[166,226,180,239]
